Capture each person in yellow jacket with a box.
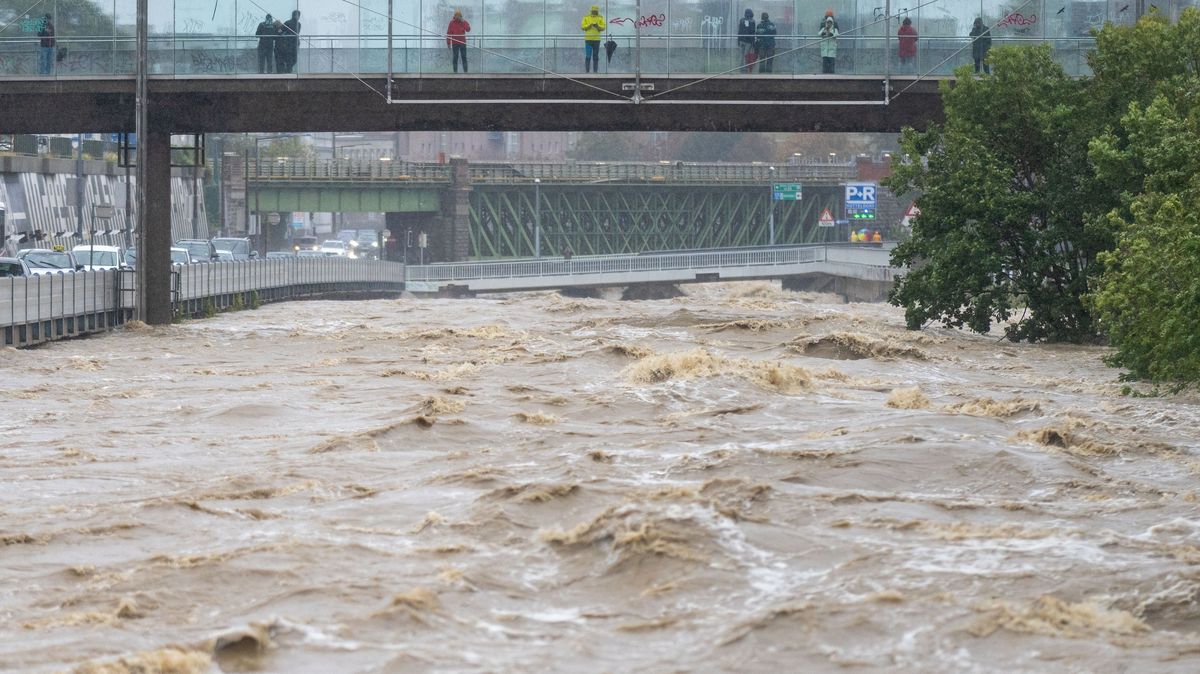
[581,5,606,73]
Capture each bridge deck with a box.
[404,244,895,293]
[0,75,943,134]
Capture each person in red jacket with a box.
[897,17,918,71]
[446,10,471,73]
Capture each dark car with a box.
[211,237,257,261]
[0,257,32,277]
[176,239,218,263]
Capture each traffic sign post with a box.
[844,182,877,221]
[817,208,835,227]
[772,183,802,201]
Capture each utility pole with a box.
[534,178,541,258]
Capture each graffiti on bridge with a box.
[609,14,667,29]
[997,12,1038,29]
[191,50,252,73]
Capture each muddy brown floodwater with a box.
[2,282,1199,674]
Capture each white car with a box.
[125,247,192,267]
[319,240,350,257]
[18,248,82,275]
[72,244,127,271]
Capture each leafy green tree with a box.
[1090,89,1200,384]
[886,45,1112,342]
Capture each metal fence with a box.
[2,258,406,347]
[406,244,840,283]
[0,33,1100,79]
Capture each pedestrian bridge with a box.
[0,0,1105,135]
[405,243,896,297]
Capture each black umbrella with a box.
[604,38,617,63]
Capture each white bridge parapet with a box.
[404,244,898,293]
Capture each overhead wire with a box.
[338,0,628,102]
[889,0,1040,103]
[644,0,946,102]
[243,0,388,100]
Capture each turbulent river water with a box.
[2,283,1199,674]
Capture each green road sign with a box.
[772,183,802,201]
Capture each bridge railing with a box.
[243,158,859,185]
[0,33,1098,79]
[466,161,858,185]
[1,259,405,347]
[406,244,831,283]
[245,158,451,183]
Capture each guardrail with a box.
[466,161,857,185]
[407,244,842,284]
[0,33,1098,78]
[2,258,405,347]
[243,158,859,186]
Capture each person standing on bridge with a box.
[969,18,991,75]
[37,14,55,76]
[256,14,277,74]
[818,15,838,74]
[755,12,776,73]
[279,10,301,74]
[581,6,606,73]
[446,10,471,73]
[897,17,918,71]
[737,9,756,74]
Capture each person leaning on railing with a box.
[256,14,277,74]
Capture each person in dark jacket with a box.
[737,9,756,73]
[37,14,55,75]
[969,17,991,74]
[446,10,471,73]
[256,14,277,74]
[279,10,301,74]
[755,12,776,74]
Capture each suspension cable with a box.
[889,0,1039,103]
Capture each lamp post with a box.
[534,178,541,258]
[767,166,775,246]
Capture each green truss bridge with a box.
[243,158,865,261]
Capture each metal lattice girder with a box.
[468,185,844,259]
[251,186,441,213]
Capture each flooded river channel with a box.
[3,283,1199,673]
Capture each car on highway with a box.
[0,257,32,277]
[176,239,218,263]
[17,248,83,274]
[72,244,127,270]
[318,240,350,257]
[124,247,193,267]
[292,235,319,253]
[296,249,324,258]
[351,229,383,260]
[210,237,257,261]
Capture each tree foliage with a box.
[886,45,1110,342]
[1087,13,1200,383]
[887,10,1200,360]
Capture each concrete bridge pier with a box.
[137,129,174,325]
[783,274,893,303]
